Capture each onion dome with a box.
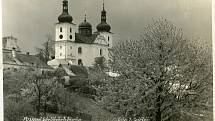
[79,15,92,29]
[58,0,73,23]
[97,22,111,32]
[96,1,111,32]
[78,14,92,36]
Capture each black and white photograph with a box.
[2,0,213,121]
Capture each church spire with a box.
[58,0,73,23]
[63,0,69,13]
[101,0,107,22]
[103,0,105,10]
[84,14,87,22]
[96,0,111,32]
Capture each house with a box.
[2,36,52,71]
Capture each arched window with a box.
[78,47,82,54]
[60,27,62,32]
[78,59,83,65]
[70,28,72,33]
[100,49,103,56]
[108,36,110,41]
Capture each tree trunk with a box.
[155,42,164,121]
[37,90,41,117]
[155,94,162,121]
[44,99,47,116]
[155,82,163,121]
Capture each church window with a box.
[78,59,83,65]
[78,47,82,54]
[70,35,72,39]
[60,27,62,32]
[70,28,72,33]
[108,36,110,41]
[59,35,63,39]
[60,53,62,56]
[60,46,62,49]
[100,49,103,56]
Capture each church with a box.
[48,0,113,68]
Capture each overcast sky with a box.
[3,0,212,53]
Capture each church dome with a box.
[78,15,92,36]
[97,22,111,32]
[58,13,73,23]
[79,21,92,29]
[58,0,73,23]
[96,2,111,32]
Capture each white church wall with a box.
[55,42,67,59]
[100,32,113,48]
[55,23,76,42]
[66,43,109,67]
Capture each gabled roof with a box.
[3,53,17,65]
[68,65,89,78]
[75,33,98,44]
[57,64,88,78]
[3,52,52,69]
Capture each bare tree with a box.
[36,34,55,63]
[99,19,212,121]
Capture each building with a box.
[48,0,113,68]
[2,36,52,71]
[3,36,21,53]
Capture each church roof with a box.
[75,33,98,44]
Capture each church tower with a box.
[48,0,114,68]
[55,0,76,60]
[96,1,113,48]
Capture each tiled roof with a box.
[75,33,98,44]
[3,53,17,65]
[68,65,88,78]
[3,52,52,69]
[57,64,88,78]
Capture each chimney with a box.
[12,47,16,58]
[26,52,30,55]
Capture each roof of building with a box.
[96,22,111,32]
[58,0,73,23]
[79,20,92,28]
[56,64,88,78]
[3,52,52,69]
[68,65,88,78]
[75,33,98,44]
[3,36,18,40]
[3,53,17,65]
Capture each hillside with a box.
[3,69,117,121]
[65,93,116,121]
